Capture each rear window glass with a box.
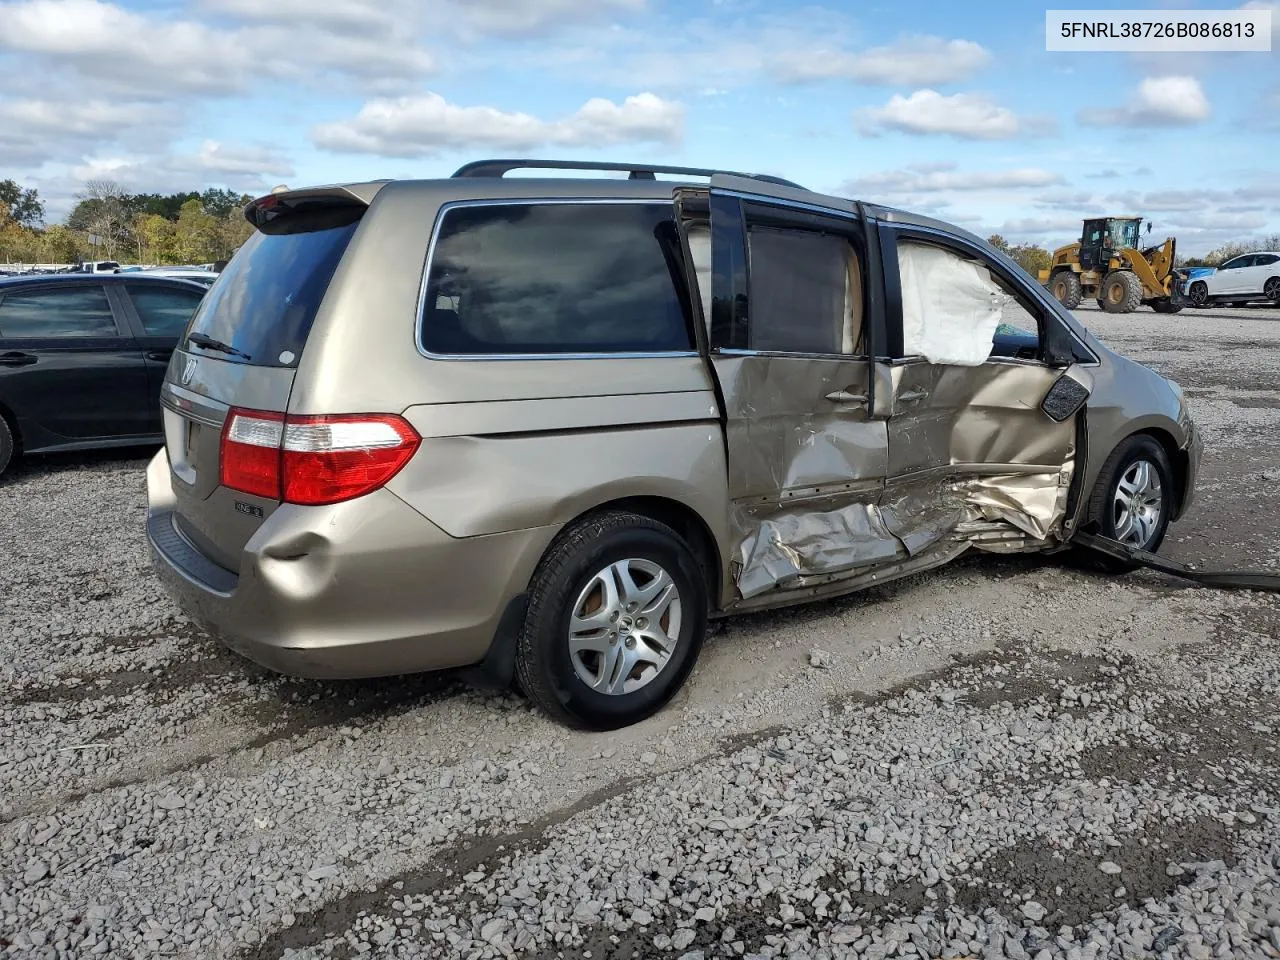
[185,218,358,366]
[0,285,117,338]
[127,284,205,337]
[422,202,694,355]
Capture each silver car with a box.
[146,159,1201,730]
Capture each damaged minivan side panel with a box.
[700,196,1089,606]
[704,193,911,600]
[879,233,1083,555]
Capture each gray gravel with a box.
[2,303,1278,959]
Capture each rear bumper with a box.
[145,450,557,679]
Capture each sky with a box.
[0,0,1276,255]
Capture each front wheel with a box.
[515,511,708,730]
[1076,435,1174,572]
[1265,277,1280,302]
[1049,270,1083,310]
[1189,282,1209,307]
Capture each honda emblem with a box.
[181,357,197,386]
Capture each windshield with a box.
[183,218,358,366]
[1108,220,1141,250]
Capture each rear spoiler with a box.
[243,184,385,233]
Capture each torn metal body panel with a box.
[724,355,1080,603]
[730,455,1075,602]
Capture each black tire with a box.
[1100,271,1143,314]
[515,510,708,730]
[1150,299,1182,314]
[1074,435,1174,573]
[1189,281,1209,308]
[1265,277,1280,303]
[1049,270,1083,310]
[0,415,14,480]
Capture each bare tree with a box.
[75,179,129,258]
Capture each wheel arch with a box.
[572,495,725,612]
[1135,427,1191,520]
[463,493,728,694]
[0,397,20,452]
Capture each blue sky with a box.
[0,0,1276,254]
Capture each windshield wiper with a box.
[187,332,251,360]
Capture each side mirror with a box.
[1041,371,1092,422]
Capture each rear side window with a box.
[127,284,205,337]
[422,202,694,355]
[185,218,358,366]
[746,226,864,355]
[0,286,117,338]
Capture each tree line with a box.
[0,179,255,265]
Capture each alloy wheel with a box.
[567,558,682,696]
[1112,459,1165,548]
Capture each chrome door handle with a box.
[825,390,868,404]
[899,390,929,403]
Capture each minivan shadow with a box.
[231,657,470,742]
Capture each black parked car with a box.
[0,273,209,478]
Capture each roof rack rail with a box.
[451,158,805,190]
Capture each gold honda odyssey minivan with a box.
[147,159,1201,730]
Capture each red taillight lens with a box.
[282,414,420,506]
[219,409,420,506]
[220,409,284,499]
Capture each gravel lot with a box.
[2,303,1278,960]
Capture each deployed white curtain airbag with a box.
[899,241,1003,366]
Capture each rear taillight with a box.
[220,408,420,506]
[220,410,284,499]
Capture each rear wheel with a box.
[1266,277,1280,302]
[1189,281,1209,307]
[515,510,708,730]
[0,416,15,479]
[1100,271,1143,314]
[1049,270,1083,309]
[1076,435,1174,572]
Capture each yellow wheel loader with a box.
[1038,217,1187,314]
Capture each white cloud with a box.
[772,35,989,86]
[68,141,295,194]
[439,0,645,37]
[312,92,683,157]
[1166,211,1269,232]
[857,90,1054,140]
[0,0,253,93]
[1083,76,1211,128]
[1032,190,1105,212]
[0,98,173,165]
[0,0,435,96]
[1240,1,1280,43]
[844,164,1065,196]
[998,216,1085,235]
[201,0,644,38]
